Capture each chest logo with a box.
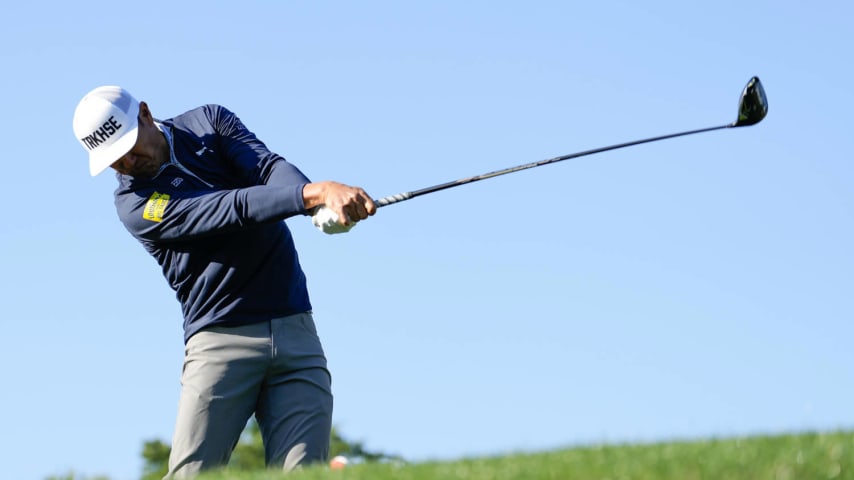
[195,142,213,156]
[143,192,170,223]
[171,177,184,188]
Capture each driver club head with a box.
[733,76,768,127]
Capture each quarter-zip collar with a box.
[154,121,214,188]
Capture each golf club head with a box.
[732,76,768,127]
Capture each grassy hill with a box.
[197,430,852,480]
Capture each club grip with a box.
[373,192,413,208]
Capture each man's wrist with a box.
[302,182,328,211]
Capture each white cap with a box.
[73,86,140,176]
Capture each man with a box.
[72,86,375,477]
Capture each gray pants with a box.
[166,313,333,478]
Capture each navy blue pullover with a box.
[114,105,312,342]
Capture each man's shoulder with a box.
[165,104,220,126]
[164,104,241,136]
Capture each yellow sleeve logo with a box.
[143,192,170,222]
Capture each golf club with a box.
[373,76,768,208]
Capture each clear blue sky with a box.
[1,1,852,479]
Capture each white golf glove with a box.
[311,206,355,234]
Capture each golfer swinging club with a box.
[72,86,375,477]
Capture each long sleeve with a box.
[115,105,312,243]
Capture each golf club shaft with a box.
[374,123,731,208]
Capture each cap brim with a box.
[88,122,139,176]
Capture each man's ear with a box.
[138,101,154,123]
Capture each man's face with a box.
[110,102,168,178]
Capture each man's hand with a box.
[303,181,376,233]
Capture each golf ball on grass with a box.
[329,455,348,470]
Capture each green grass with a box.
[197,430,853,480]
